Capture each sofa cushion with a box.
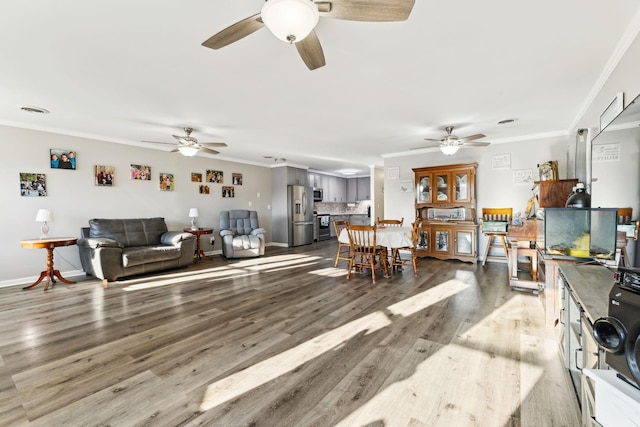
[122,245,182,268]
[232,235,261,250]
[89,218,168,247]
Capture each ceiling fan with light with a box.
[142,128,227,157]
[201,0,416,70]
[415,126,491,155]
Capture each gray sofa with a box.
[219,210,266,259]
[77,217,196,282]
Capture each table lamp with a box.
[35,209,54,239]
[189,208,199,230]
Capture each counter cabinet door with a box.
[416,173,433,204]
[432,226,452,255]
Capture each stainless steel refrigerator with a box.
[288,185,314,246]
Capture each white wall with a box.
[383,135,569,258]
[0,125,272,285]
[572,28,640,265]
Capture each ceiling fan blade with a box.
[459,133,486,142]
[202,13,264,49]
[142,140,175,146]
[199,147,220,155]
[423,138,442,142]
[170,148,180,153]
[200,142,228,147]
[411,142,441,150]
[319,0,415,22]
[463,141,491,147]
[295,30,325,70]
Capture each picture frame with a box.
[206,169,223,183]
[600,92,624,131]
[95,165,114,186]
[20,173,47,197]
[222,186,235,198]
[191,172,203,182]
[232,173,243,185]
[130,164,151,180]
[159,173,174,191]
[50,149,76,170]
[199,185,210,194]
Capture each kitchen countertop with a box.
[558,264,615,323]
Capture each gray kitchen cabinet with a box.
[357,177,370,200]
[287,167,307,186]
[330,215,349,237]
[347,178,357,202]
[349,214,370,226]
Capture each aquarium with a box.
[542,208,618,260]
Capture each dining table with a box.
[338,226,413,249]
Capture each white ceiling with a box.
[1,0,639,175]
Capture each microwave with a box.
[312,188,323,202]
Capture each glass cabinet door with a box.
[454,171,470,203]
[435,173,449,202]
[455,229,474,255]
[417,227,429,250]
[434,229,451,253]
[417,175,432,204]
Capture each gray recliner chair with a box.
[219,210,266,259]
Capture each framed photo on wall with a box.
[232,173,243,185]
[95,165,114,186]
[50,149,76,170]
[159,173,174,191]
[20,173,47,197]
[222,186,234,198]
[130,164,151,180]
[206,169,223,183]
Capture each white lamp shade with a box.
[35,209,54,222]
[440,144,460,156]
[261,0,319,43]
[178,146,199,156]
[189,208,199,218]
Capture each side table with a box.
[21,237,78,290]
[183,228,213,263]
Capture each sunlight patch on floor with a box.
[387,279,470,317]
[335,294,546,427]
[229,254,315,268]
[309,267,349,277]
[199,280,471,413]
[243,257,322,271]
[122,269,254,291]
[199,310,393,412]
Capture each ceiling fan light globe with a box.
[261,0,319,43]
[178,146,199,156]
[440,144,460,156]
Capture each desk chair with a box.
[346,225,390,283]
[481,208,512,266]
[333,219,351,267]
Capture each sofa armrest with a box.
[220,229,235,237]
[77,237,122,249]
[250,228,266,236]
[161,231,195,246]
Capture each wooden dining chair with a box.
[376,217,404,227]
[481,208,512,266]
[390,219,421,275]
[346,224,390,283]
[333,219,351,267]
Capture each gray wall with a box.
[1,125,273,285]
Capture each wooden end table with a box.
[21,237,78,290]
[183,228,213,263]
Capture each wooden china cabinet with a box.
[413,162,478,263]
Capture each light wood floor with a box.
[0,241,580,426]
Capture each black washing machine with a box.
[593,267,640,388]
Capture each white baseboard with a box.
[0,269,86,289]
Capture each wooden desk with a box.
[21,237,78,290]
[183,228,213,263]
